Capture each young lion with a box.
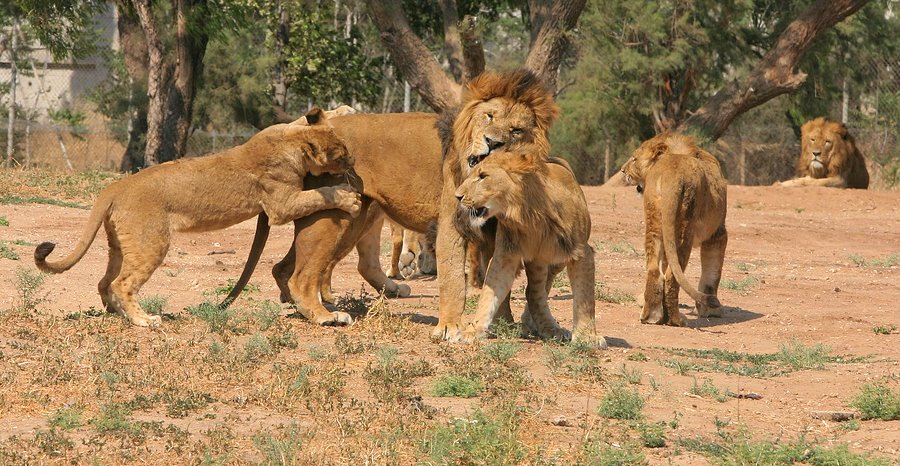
[34,108,361,327]
[622,132,727,326]
[454,149,606,348]
[779,117,869,189]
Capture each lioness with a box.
[34,108,361,327]
[223,71,557,335]
[622,132,728,326]
[779,117,869,189]
[455,149,606,347]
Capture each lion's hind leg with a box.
[107,222,168,327]
[521,262,570,342]
[568,247,606,348]
[697,225,727,318]
[98,221,123,313]
[640,236,666,325]
[661,237,692,327]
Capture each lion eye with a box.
[478,172,488,180]
[485,113,493,121]
[510,128,523,137]
[825,140,832,145]
[810,138,816,142]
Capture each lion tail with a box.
[220,213,270,308]
[34,193,111,274]
[659,186,708,306]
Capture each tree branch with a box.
[679,0,871,141]
[438,0,463,81]
[367,0,461,111]
[459,15,485,82]
[524,0,586,89]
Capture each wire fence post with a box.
[4,16,18,168]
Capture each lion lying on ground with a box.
[454,149,606,347]
[779,117,869,189]
[622,132,728,326]
[222,71,558,333]
[34,108,361,327]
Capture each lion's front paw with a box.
[384,283,411,298]
[432,321,464,342]
[462,322,489,344]
[334,188,362,218]
[129,313,162,328]
[573,328,608,349]
[316,311,353,326]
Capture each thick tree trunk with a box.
[459,15,485,82]
[132,0,172,166]
[438,0,463,81]
[367,0,461,111]
[115,2,149,172]
[524,0,586,91]
[165,0,209,162]
[678,0,870,141]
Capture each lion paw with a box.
[573,329,608,349]
[431,321,464,342]
[697,296,723,318]
[399,251,417,278]
[129,313,162,328]
[334,188,362,218]
[461,323,489,344]
[385,283,411,298]
[316,311,353,326]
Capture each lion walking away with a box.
[34,108,361,327]
[622,132,728,326]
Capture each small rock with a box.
[834,287,841,292]
[215,260,224,266]
[551,416,571,427]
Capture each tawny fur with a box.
[622,132,728,326]
[34,108,361,327]
[455,149,606,347]
[434,69,561,342]
[780,117,869,189]
[229,70,560,337]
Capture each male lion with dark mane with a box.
[454,149,606,347]
[622,132,728,326]
[223,70,559,336]
[779,117,869,189]
[34,109,360,327]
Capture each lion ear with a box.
[838,123,850,140]
[304,107,326,126]
[652,142,668,160]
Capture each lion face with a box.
[282,107,355,177]
[459,97,537,175]
[454,162,516,229]
[801,118,847,178]
[622,138,662,194]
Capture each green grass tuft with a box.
[429,374,482,398]
[598,384,644,420]
[849,383,900,421]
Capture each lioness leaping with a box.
[454,149,606,348]
[34,108,361,327]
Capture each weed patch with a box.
[595,282,636,304]
[720,276,759,295]
[598,384,644,420]
[849,253,900,268]
[429,374,482,398]
[850,383,900,421]
[0,242,18,260]
[659,342,864,378]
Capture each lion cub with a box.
[34,108,361,327]
[622,132,728,326]
[454,149,606,348]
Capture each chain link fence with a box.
[3,45,898,189]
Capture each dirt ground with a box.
[0,174,898,464]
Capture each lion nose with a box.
[455,194,463,202]
[485,137,504,152]
[812,150,821,157]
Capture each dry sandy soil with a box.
[0,171,898,464]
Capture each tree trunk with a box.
[132,0,172,166]
[678,0,871,141]
[438,0,463,81]
[459,15,485,82]
[271,2,292,124]
[367,0,461,111]
[5,16,18,168]
[115,2,149,172]
[163,0,208,162]
[524,0,586,91]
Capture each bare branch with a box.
[367,0,461,111]
[438,0,463,81]
[679,0,871,141]
[460,15,485,82]
[524,0,587,89]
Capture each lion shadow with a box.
[682,305,764,329]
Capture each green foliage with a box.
[422,406,525,465]
[11,267,47,314]
[720,276,759,295]
[689,378,729,402]
[252,423,305,466]
[0,242,19,260]
[849,253,900,268]
[10,0,106,60]
[598,384,644,420]
[48,405,84,430]
[0,195,88,209]
[637,421,667,448]
[872,324,896,335]
[139,295,167,316]
[581,439,646,465]
[429,374,482,398]
[850,384,900,421]
[0,216,8,226]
